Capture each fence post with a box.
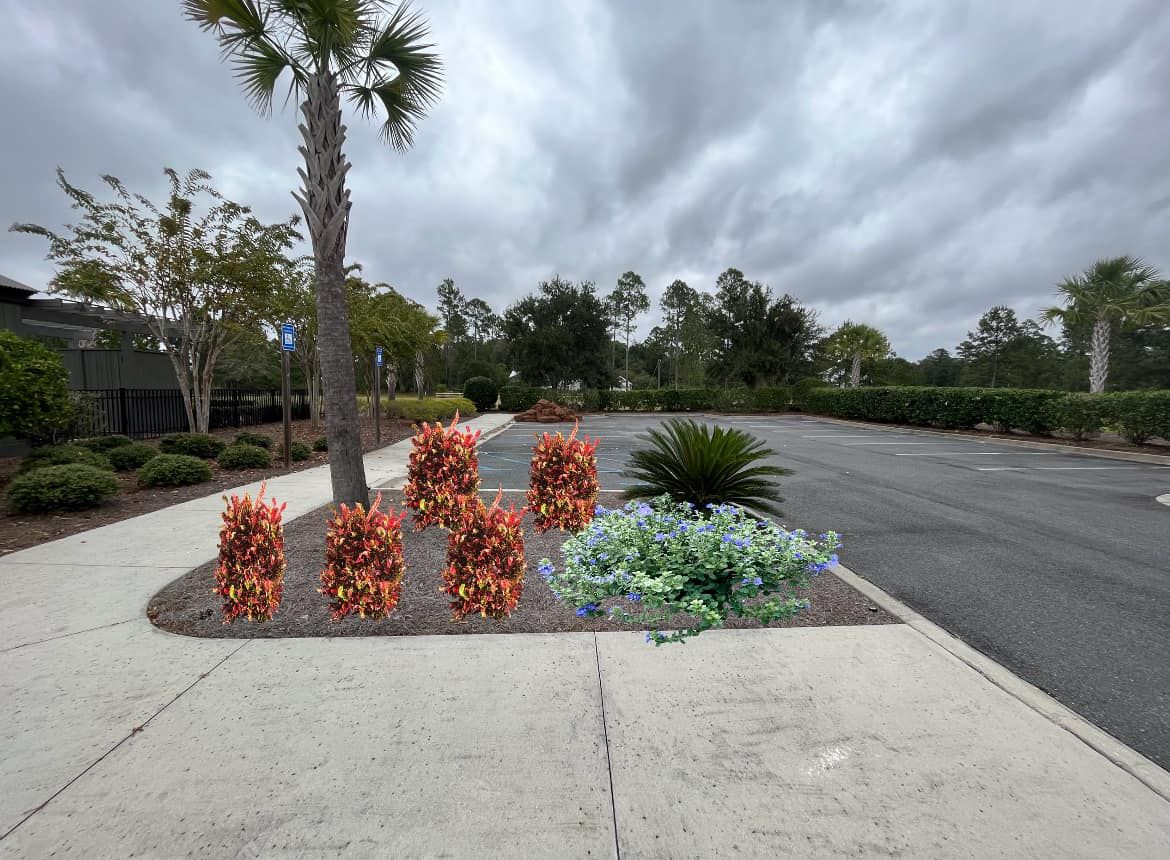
[232,388,241,428]
[118,388,129,436]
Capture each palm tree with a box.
[823,322,890,388]
[185,1,443,505]
[1041,257,1167,393]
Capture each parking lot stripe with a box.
[801,434,893,439]
[893,451,1060,456]
[842,441,967,446]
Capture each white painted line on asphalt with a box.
[1157,494,1170,506]
[801,434,891,439]
[894,451,1060,457]
[842,441,966,446]
[973,466,1140,471]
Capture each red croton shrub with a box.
[215,483,286,623]
[443,490,526,620]
[403,412,482,530]
[319,493,407,621]
[527,421,600,533]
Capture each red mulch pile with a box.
[515,399,580,423]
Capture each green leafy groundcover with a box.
[539,497,839,644]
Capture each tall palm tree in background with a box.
[185,0,443,504]
[823,322,890,388]
[1041,256,1167,394]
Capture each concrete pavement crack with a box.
[0,617,138,653]
[593,632,621,860]
[0,640,251,842]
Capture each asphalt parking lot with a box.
[480,413,1170,770]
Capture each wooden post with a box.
[373,353,381,446]
[281,350,292,470]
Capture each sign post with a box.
[280,323,296,470]
[374,346,383,446]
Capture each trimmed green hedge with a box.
[218,443,272,470]
[386,396,477,423]
[20,444,113,474]
[138,454,213,487]
[109,442,160,471]
[159,433,226,459]
[462,376,499,412]
[802,386,1170,442]
[497,384,1169,444]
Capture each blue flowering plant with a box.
[538,497,840,644]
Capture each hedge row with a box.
[498,386,813,413]
[498,384,1169,443]
[802,387,1170,443]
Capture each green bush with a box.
[499,386,543,412]
[1049,394,1108,443]
[982,389,1065,435]
[138,453,213,487]
[20,444,113,474]
[6,464,119,514]
[312,436,328,452]
[274,441,313,462]
[1109,391,1170,444]
[75,435,133,452]
[789,377,832,411]
[158,433,226,459]
[462,376,499,412]
[109,442,160,471]
[386,396,477,423]
[0,330,74,442]
[234,431,273,449]
[218,443,272,470]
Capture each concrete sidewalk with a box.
[2,412,1169,857]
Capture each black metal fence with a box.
[69,388,310,439]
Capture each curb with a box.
[809,416,1170,466]
[831,562,1170,802]
[476,416,515,445]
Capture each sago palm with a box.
[185,0,443,504]
[824,321,890,388]
[621,419,791,515]
[1041,256,1167,393]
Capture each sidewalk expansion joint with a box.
[0,617,138,654]
[0,640,251,842]
[593,633,622,860]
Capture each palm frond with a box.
[621,419,791,516]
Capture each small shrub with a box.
[386,396,477,423]
[20,444,113,473]
[138,453,213,487]
[1050,393,1107,443]
[214,484,286,623]
[274,440,313,462]
[622,418,790,515]
[0,330,73,442]
[158,432,226,459]
[234,431,273,449]
[1109,390,1170,445]
[540,497,840,644]
[527,423,600,533]
[444,491,525,620]
[109,442,160,471]
[499,386,543,412]
[789,377,831,411]
[75,435,133,452]
[319,493,407,620]
[6,464,119,514]
[312,436,329,452]
[462,376,499,412]
[218,443,272,470]
[403,413,482,529]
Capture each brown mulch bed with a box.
[148,492,898,638]
[0,416,418,556]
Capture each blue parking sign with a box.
[281,323,296,351]
[376,346,383,367]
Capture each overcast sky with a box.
[2,0,1168,359]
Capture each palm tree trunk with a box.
[292,71,368,506]
[849,352,862,388]
[415,348,425,399]
[1089,314,1111,394]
